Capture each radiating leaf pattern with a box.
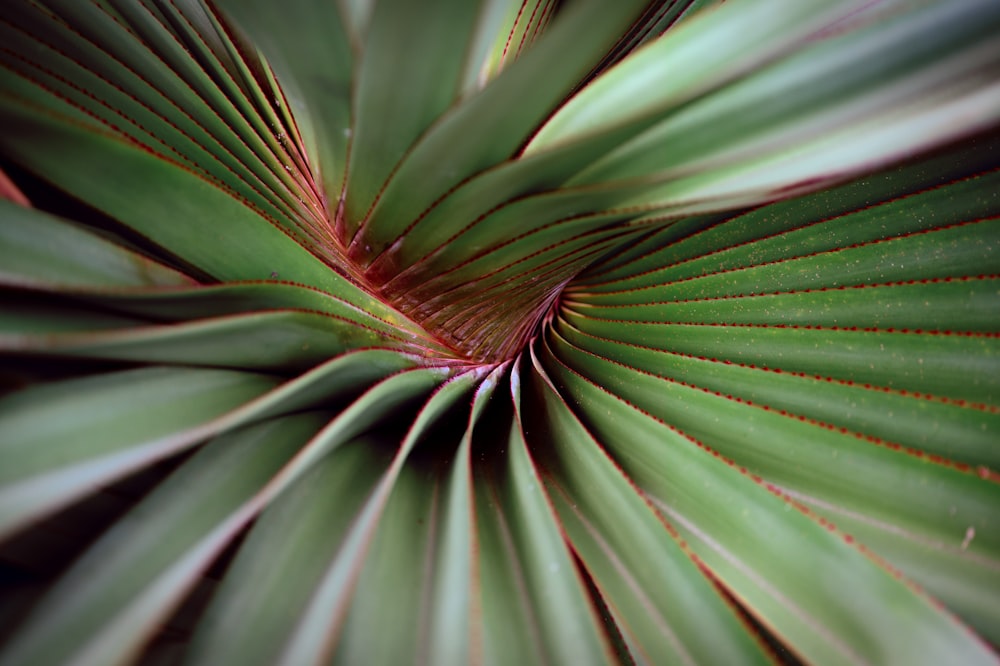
[1,0,999,664]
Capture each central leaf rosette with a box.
[338,209,629,363]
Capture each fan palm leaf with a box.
[1,0,998,664]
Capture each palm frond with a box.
[1,0,998,664]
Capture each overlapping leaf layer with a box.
[1,1,998,664]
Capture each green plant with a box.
[1,0,998,663]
